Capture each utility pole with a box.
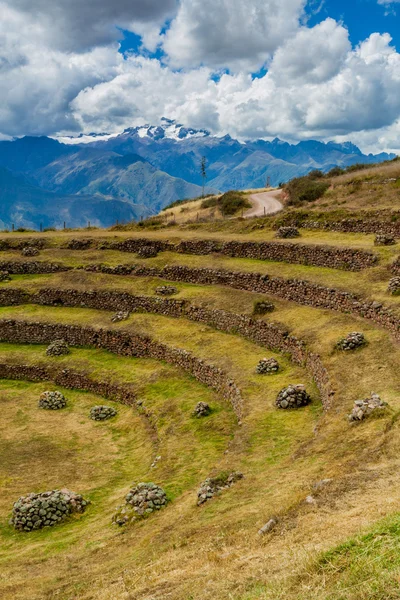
[201,156,207,198]
[266,175,271,189]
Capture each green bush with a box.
[201,197,219,209]
[202,191,251,215]
[285,175,330,205]
[327,166,345,177]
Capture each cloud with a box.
[1,1,400,154]
[269,19,351,84]
[69,27,400,148]
[162,0,306,72]
[1,0,177,52]
[0,5,123,136]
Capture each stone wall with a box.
[0,235,378,271]
[0,319,244,420]
[277,211,400,237]
[84,236,379,271]
[84,263,400,342]
[175,239,377,271]
[0,258,398,344]
[0,287,334,411]
[0,362,159,444]
[0,261,70,274]
[0,362,137,406]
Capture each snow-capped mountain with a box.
[0,120,396,229]
[57,118,210,145]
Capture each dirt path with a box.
[244,189,283,218]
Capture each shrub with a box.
[285,175,330,205]
[327,166,345,177]
[202,191,251,215]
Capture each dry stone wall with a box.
[278,212,400,237]
[87,263,399,343]
[0,363,138,407]
[0,287,334,410]
[0,320,244,420]
[0,261,70,274]
[0,235,378,271]
[82,236,379,271]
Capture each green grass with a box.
[2,220,400,599]
[241,513,400,600]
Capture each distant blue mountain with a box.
[0,119,395,228]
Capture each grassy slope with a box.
[2,169,400,598]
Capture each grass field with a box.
[2,166,400,598]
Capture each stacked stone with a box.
[256,358,279,375]
[374,234,395,246]
[0,271,11,281]
[348,393,387,422]
[336,332,366,351]
[275,226,301,239]
[155,285,179,296]
[111,311,130,322]
[193,402,211,417]
[253,300,275,315]
[388,277,400,295]
[38,390,67,410]
[89,405,117,421]
[46,339,71,356]
[11,489,89,531]
[137,246,158,258]
[21,247,39,257]
[276,384,311,409]
[197,472,243,506]
[66,239,92,250]
[113,483,168,526]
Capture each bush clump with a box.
[285,173,330,205]
[202,191,251,216]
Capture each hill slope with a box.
[0,166,139,228]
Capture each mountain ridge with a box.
[0,120,396,228]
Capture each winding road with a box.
[244,189,283,218]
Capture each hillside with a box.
[0,122,394,229]
[2,163,400,599]
[0,166,139,229]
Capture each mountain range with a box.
[0,118,396,229]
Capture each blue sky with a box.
[307,0,400,48]
[119,0,400,68]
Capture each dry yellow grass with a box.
[2,198,400,599]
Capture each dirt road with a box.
[244,189,283,218]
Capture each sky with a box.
[1,0,400,153]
